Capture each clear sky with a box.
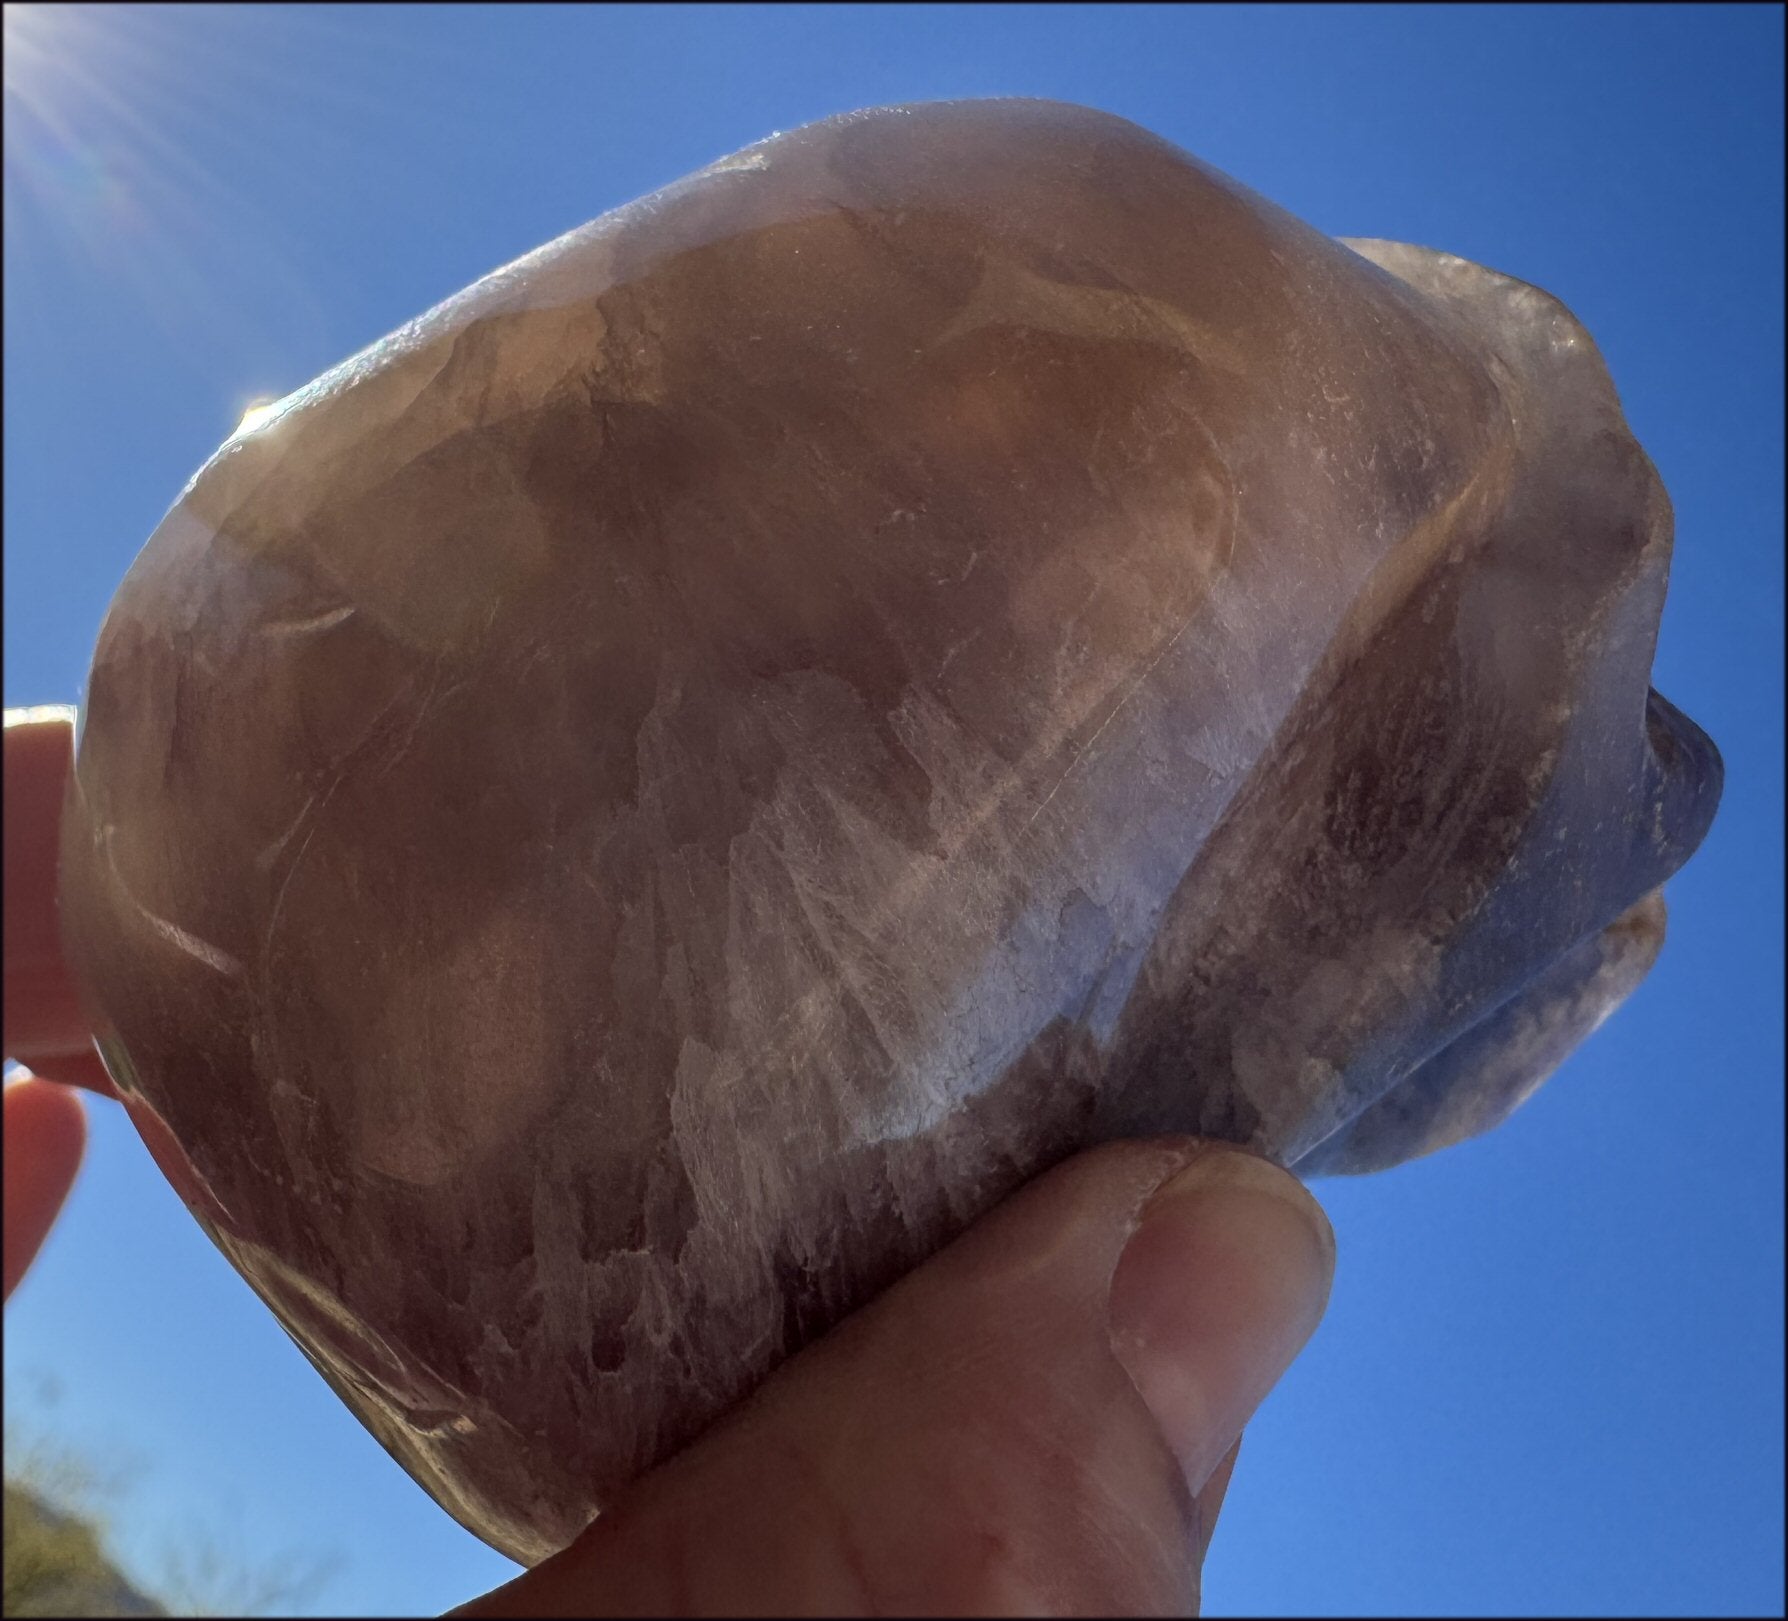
[3,4,1782,1616]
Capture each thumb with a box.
[460,1139,1334,1616]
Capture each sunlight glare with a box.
[3,3,350,385]
[231,398,282,438]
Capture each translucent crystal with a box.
[59,100,1721,1563]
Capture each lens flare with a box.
[1,2,416,411]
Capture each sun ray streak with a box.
[3,1,472,415]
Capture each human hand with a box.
[457,1139,1334,1616]
[3,708,113,1302]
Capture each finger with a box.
[3,708,96,1068]
[458,1138,1333,1617]
[1193,1434,1241,1569]
[3,1073,87,1301]
[24,1049,120,1100]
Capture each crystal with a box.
[59,99,1722,1563]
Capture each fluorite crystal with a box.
[59,100,1721,1563]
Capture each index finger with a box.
[3,707,115,1095]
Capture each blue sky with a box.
[3,4,1781,1615]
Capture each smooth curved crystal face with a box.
[59,99,1721,1563]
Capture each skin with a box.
[4,710,1334,1616]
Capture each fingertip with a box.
[1193,1433,1241,1567]
[26,1049,121,1101]
[4,706,91,1064]
[5,1069,89,1145]
[4,1072,87,1300]
[1107,1145,1334,1493]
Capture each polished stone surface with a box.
[60,99,1721,1563]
